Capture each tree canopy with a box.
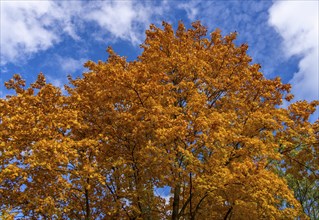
[1,21,318,219]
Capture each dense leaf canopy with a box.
[1,21,318,219]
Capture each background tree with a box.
[278,118,319,219]
[1,21,318,219]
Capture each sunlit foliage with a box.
[1,21,318,219]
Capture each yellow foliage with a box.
[1,21,317,219]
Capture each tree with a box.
[1,21,318,219]
[279,119,319,219]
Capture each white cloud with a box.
[1,1,168,66]
[0,1,81,65]
[84,1,164,44]
[56,56,87,74]
[178,1,199,21]
[269,1,319,101]
[40,55,87,95]
[1,1,57,64]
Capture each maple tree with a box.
[1,21,318,219]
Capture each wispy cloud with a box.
[0,1,82,65]
[41,55,88,94]
[269,1,319,102]
[55,56,87,74]
[177,1,199,21]
[84,1,169,44]
[1,1,56,65]
[0,1,170,66]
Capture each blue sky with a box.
[0,0,318,114]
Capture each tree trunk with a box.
[85,178,90,220]
[172,183,181,220]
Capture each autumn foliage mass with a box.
[1,22,318,219]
